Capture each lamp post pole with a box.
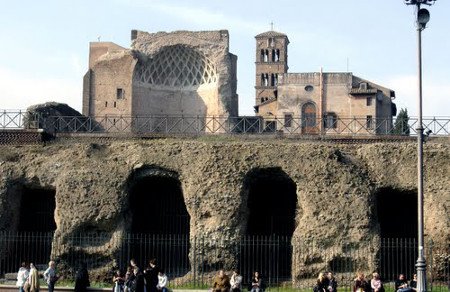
[404,1,435,291]
[416,7,426,291]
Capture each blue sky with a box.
[1,0,449,117]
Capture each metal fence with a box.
[0,232,448,291]
[1,110,449,136]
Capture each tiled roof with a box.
[255,31,288,38]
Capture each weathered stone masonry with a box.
[0,139,448,279]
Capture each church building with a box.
[254,31,397,135]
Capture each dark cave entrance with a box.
[126,171,190,274]
[241,168,297,282]
[18,186,57,232]
[375,188,418,280]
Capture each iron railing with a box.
[1,110,449,136]
[0,232,448,291]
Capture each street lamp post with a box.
[403,1,436,292]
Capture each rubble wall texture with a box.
[0,139,448,278]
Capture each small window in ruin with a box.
[367,97,372,106]
[117,88,124,99]
[260,97,265,103]
[366,115,373,129]
[284,114,293,127]
[105,101,108,107]
[360,82,368,90]
[113,101,117,108]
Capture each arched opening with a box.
[241,168,297,283]
[301,102,318,134]
[125,168,190,275]
[0,186,56,275]
[375,188,418,281]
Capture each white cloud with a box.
[381,74,450,118]
[0,67,81,111]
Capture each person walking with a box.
[74,263,90,292]
[27,263,40,292]
[16,262,29,292]
[44,261,59,292]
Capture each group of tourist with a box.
[314,272,338,292]
[212,270,264,292]
[113,259,168,292]
[16,261,90,292]
[314,272,418,292]
[353,272,417,292]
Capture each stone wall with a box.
[83,30,239,131]
[0,138,448,279]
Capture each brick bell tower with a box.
[254,30,289,113]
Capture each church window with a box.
[284,114,293,127]
[272,49,276,62]
[271,74,275,86]
[367,97,372,106]
[264,50,269,62]
[366,115,373,129]
[263,74,268,86]
[116,88,124,99]
[275,49,280,62]
[304,85,314,92]
[324,113,337,129]
[260,49,265,62]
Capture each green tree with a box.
[393,108,410,135]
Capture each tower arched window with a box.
[272,49,276,62]
[264,50,269,62]
[276,49,280,62]
[260,49,265,62]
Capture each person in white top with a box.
[156,270,168,292]
[230,270,242,292]
[16,262,29,292]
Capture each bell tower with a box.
[254,30,289,110]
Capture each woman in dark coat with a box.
[74,263,90,292]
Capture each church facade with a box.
[254,31,397,135]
